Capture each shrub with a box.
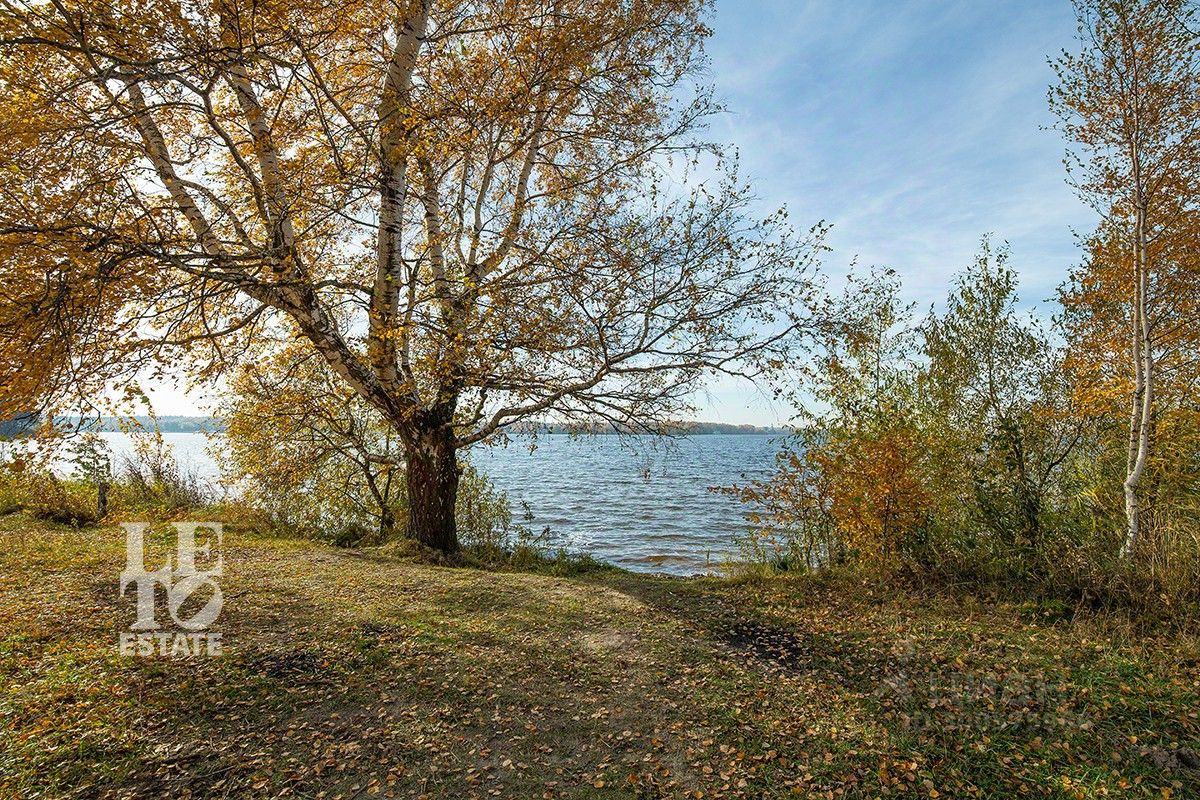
[108,432,216,518]
[732,248,1200,622]
[20,472,100,526]
[455,464,547,563]
[0,464,22,515]
[1,445,103,526]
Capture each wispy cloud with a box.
[687,0,1101,423]
[706,0,1097,315]
[143,1,1098,425]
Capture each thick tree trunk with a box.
[405,426,461,553]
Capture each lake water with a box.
[84,432,783,575]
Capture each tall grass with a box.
[0,430,219,526]
[113,449,216,515]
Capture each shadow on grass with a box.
[579,569,1200,798]
[4,522,1199,799]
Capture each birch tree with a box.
[1051,0,1200,556]
[0,0,821,552]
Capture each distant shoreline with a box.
[56,416,220,434]
[64,416,791,436]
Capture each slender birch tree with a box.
[0,1,822,553]
[1051,0,1200,556]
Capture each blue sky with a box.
[148,0,1098,425]
[698,0,1101,425]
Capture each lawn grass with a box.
[1,513,1197,799]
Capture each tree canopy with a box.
[0,0,822,550]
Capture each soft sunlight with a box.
[2,2,1198,798]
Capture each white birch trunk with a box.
[1122,201,1153,558]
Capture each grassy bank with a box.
[1,514,1197,799]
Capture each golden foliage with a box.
[0,0,820,549]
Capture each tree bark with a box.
[1124,291,1143,554]
[379,505,396,542]
[1122,200,1154,558]
[96,478,109,521]
[404,424,461,553]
